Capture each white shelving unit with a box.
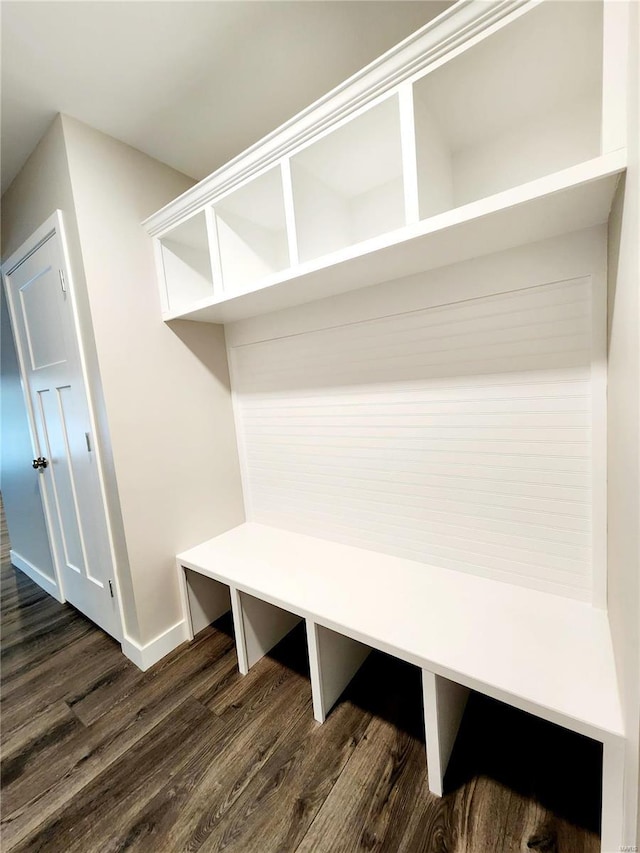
[157,211,214,313]
[412,0,603,216]
[291,95,406,262]
[146,0,624,326]
[143,0,635,848]
[214,165,291,293]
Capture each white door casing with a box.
[2,211,122,641]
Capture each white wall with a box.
[228,227,607,605]
[607,2,640,843]
[60,116,245,649]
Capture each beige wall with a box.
[2,114,245,654]
[1,115,141,637]
[607,2,640,843]
[61,116,245,645]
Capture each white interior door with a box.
[3,214,121,641]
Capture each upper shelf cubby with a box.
[145,0,627,325]
[290,95,405,263]
[158,211,214,313]
[214,166,290,293]
[413,0,603,219]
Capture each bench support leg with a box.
[601,735,624,853]
[179,566,231,640]
[230,588,301,675]
[422,670,470,797]
[307,621,370,723]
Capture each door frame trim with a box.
[2,210,124,642]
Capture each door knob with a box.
[32,457,49,470]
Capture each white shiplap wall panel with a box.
[231,278,596,601]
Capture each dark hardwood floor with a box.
[1,502,602,852]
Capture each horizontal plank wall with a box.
[227,228,607,604]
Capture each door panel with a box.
[20,267,66,369]
[4,222,121,640]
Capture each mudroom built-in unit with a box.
[144,0,638,849]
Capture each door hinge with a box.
[108,580,114,598]
[85,432,92,452]
[59,269,67,293]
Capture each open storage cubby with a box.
[291,95,406,263]
[413,1,604,218]
[158,211,215,312]
[214,166,290,293]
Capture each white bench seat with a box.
[178,521,622,739]
[177,521,625,849]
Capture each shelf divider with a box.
[399,83,420,225]
[281,158,300,267]
[205,206,225,298]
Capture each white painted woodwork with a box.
[181,568,231,638]
[2,213,121,640]
[398,84,420,225]
[412,0,602,215]
[143,0,585,235]
[176,522,623,742]
[144,0,625,326]
[229,586,250,675]
[9,550,62,603]
[281,159,299,267]
[159,211,214,313]
[150,0,635,843]
[234,590,301,671]
[306,620,370,723]
[214,166,290,293]
[160,154,623,324]
[291,95,405,263]
[601,0,630,154]
[422,670,470,796]
[601,736,626,852]
[230,275,600,601]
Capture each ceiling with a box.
[1,1,452,196]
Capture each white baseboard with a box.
[10,550,63,603]
[121,619,190,671]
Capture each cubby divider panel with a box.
[291,95,406,263]
[233,590,302,674]
[214,167,290,293]
[159,212,215,312]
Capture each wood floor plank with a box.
[298,712,429,853]
[68,619,235,727]
[10,697,220,853]
[203,698,372,852]
[99,658,314,852]
[296,655,429,853]
[0,629,238,847]
[1,632,125,743]
[1,700,84,783]
[1,609,95,682]
[203,621,309,717]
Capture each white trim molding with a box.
[10,550,63,603]
[143,0,532,236]
[121,620,190,672]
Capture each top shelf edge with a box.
[161,151,626,326]
[143,0,534,237]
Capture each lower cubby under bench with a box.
[176,522,625,850]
